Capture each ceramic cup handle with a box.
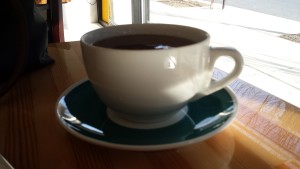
[205,47,244,94]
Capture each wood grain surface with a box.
[0,42,299,169]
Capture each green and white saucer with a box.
[56,79,238,151]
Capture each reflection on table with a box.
[0,42,299,169]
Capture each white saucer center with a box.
[106,106,188,129]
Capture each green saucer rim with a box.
[56,79,238,151]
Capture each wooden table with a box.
[0,42,299,169]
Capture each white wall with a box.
[111,0,132,25]
[62,0,101,41]
[63,0,98,28]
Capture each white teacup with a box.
[81,24,243,129]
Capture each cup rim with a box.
[80,23,210,50]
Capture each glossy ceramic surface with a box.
[81,24,243,119]
[56,80,238,151]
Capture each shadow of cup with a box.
[176,127,235,169]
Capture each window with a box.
[99,0,300,107]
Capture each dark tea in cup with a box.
[93,34,196,50]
